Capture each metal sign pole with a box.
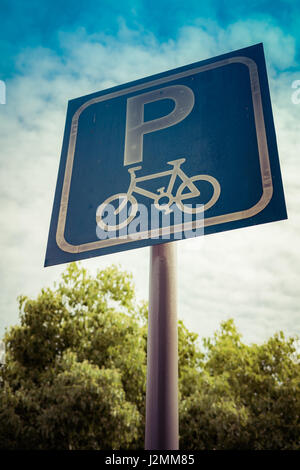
[145,242,179,450]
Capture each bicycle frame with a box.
[127,158,200,203]
[97,157,221,229]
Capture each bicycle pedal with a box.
[157,187,165,194]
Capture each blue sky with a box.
[1,0,299,78]
[0,0,300,344]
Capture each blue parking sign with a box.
[45,43,287,267]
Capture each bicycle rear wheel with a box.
[96,193,138,231]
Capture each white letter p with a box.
[124,85,194,166]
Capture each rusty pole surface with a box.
[145,242,179,450]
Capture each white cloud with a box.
[0,20,299,345]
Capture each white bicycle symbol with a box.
[96,158,221,231]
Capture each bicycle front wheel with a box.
[96,193,138,231]
[176,175,221,214]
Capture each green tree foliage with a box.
[0,263,299,450]
[0,263,147,449]
[180,319,300,450]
